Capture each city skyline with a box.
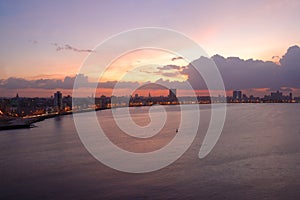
[1,88,299,119]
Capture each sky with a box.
[0,0,300,97]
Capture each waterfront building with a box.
[54,91,63,112]
[233,90,242,100]
[168,89,177,98]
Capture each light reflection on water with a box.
[0,104,300,199]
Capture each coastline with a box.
[1,102,298,131]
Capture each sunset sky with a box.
[0,0,300,97]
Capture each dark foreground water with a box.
[0,104,300,199]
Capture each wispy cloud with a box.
[157,65,182,71]
[139,65,185,78]
[171,56,184,61]
[52,43,95,53]
[28,39,38,44]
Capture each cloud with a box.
[0,74,140,91]
[180,45,300,91]
[138,83,167,90]
[154,78,190,90]
[157,65,181,70]
[2,77,32,89]
[280,45,300,68]
[212,55,281,90]
[138,65,186,80]
[161,72,181,78]
[272,55,281,65]
[1,45,300,95]
[28,39,38,44]
[98,81,140,89]
[279,45,300,87]
[52,43,95,53]
[171,56,184,61]
[0,74,90,90]
[139,65,184,78]
[278,87,293,92]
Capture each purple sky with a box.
[0,0,300,97]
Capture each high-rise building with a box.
[99,95,108,108]
[168,88,177,98]
[233,90,242,100]
[54,91,63,112]
[270,90,283,101]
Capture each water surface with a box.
[0,104,300,199]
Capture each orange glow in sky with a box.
[86,49,190,83]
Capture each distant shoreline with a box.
[1,102,299,131]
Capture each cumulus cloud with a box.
[180,45,300,91]
[279,45,300,87]
[212,55,281,90]
[52,43,95,53]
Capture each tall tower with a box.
[168,88,177,98]
[233,90,242,100]
[54,91,63,112]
